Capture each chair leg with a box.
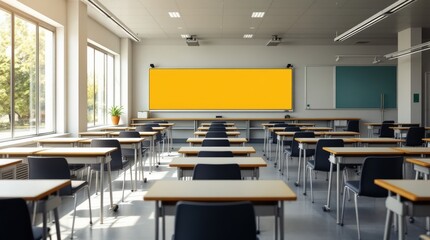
[303,162,307,195]
[309,167,314,203]
[95,171,99,195]
[122,169,126,202]
[340,186,348,226]
[354,193,361,239]
[86,186,93,225]
[71,194,78,239]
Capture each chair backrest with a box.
[0,198,35,240]
[269,121,284,124]
[197,151,234,157]
[205,131,228,138]
[346,120,359,132]
[405,127,425,146]
[27,157,73,196]
[174,201,256,240]
[118,131,141,138]
[382,120,395,124]
[211,121,226,124]
[202,139,230,147]
[153,121,168,123]
[313,139,344,172]
[290,131,315,156]
[359,156,403,197]
[192,163,241,180]
[136,125,152,132]
[271,123,290,144]
[285,126,301,132]
[91,139,123,171]
[208,125,226,131]
[379,123,394,138]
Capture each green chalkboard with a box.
[336,66,397,108]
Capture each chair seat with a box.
[345,180,360,193]
[71,180,88,193]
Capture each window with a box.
[0,6,55,141]
[87,45,116,127]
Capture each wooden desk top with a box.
[0,147,48,156]
[422,138,430,142]
[351,138,404,144]
[35,137,89,144]
[34,147,117,157]
[194,131,241,136]
[323,147,404,156]
[321,131,360,136]
[0,159,23,169]
[109,131,157,137]
[201,123,235,126]
[262,123,315,127]
[178,146,256,155]
[390,127,430,130]
[132,117,360,121]
[186,138,248,143]
[143,180,297,202]
[420,234,430,240]
[79,138,145,144]
[102,126,136,131]
[374,179,430,201]
[131,123,175,127]
[79,132,112,137]
[364,123,420,127]
[169,157,267,168]
[295,138,356,144]
[197,126,238,131]
[393,147,430,155]
[0,179,71,201]
[301,127,333,131]
[152,126,167,131]
[406,158,430,168]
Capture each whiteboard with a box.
[305,66,335,109]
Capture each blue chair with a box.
[205,131,228,138]
[282,126,302,150]
[192,164,241,180]
[118,131,148,182]
[305,139,344,202]
[271,123,289,144]
[379,123,394,138]
[136,125,163,164]
[284,131,315,179]
[202,139,230,147]
[209,125,226,131]
[89,139,132,202]
[345,120,359,132]
[340,156,403,239]
[0,198,42,240]
[405,126,425,146]
[28,157,92,239]
[197,151,234,157]
[173,201,257,240]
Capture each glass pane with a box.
[0,9,12,140]
[38,27,54,133]
[87,46,95,127]
[94,49,105,126]
[107,55,114,108]
[14,16,36,137]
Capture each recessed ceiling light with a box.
[168,12,181,18]
[251,12,265,18]
[243,34,253,39]
[181,34,190,39]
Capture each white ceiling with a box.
[88,0,430,45]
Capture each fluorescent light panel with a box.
[385,40,430,59]
[334,0,417,42]
[87,0,140,42]
[168,12,181,18]
[251,12,265,18]
[243,34,253,38]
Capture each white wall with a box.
[133,40,398,127]
[87,17,121,55]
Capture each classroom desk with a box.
[406,158,430,180]
[322,147,404,224]
[364,123,420,137]
[351,137,405,147]
[200,122,235,126]
[197,126,238,131]
[143,180,297,240]
[35,137,89,147]
[178,146,256,156]
[186,137,248,146]
[33,147,116,224]
[301,127,333,131]
[375,180,430,240]
[393,147,430,156]
[294,138,356,190]
[110,131,158,172]
[424,138,430,147]
[321,131,360,137]
[79,137,146,189]
[391,127,430,139]
[169,157,267,179]
[0,147,48,158]
[0,158,22,179]
[129,123,175,152]
[101,126,136,131]
[0,179,71,240]
[79,131,112,138]
[194,131,241,137]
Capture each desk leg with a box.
[383,192,393,240]
[53,207,61,240]
[107,161,114,209]
[295,147,302,186]
[100,159,104,224]
[336,162,340,224]
[323,160,334,212]
[280,201,284,240]
[134,145,138,191]
[263,128,267,155]
[302,149,307,194]
[155,201,159,240]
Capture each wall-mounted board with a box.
[305,66,335,109]
[149,68,293,110]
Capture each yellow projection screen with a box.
[149,68,293,110]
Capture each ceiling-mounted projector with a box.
[266,35,281,46]
[186,35,199,46]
